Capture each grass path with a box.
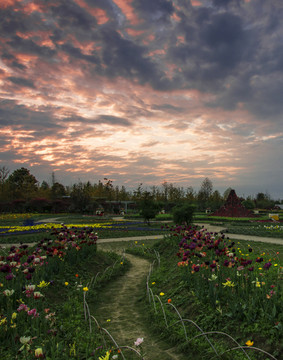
[94,246,187,360]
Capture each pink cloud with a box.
[74,0,109,25]
[191,1,202,6]
[0,0,20,9]
[171,12,181,22]
[125,28,145,37]
[112,0,141,25]
[21,2,44,15]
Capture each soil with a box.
[94,245,188,360]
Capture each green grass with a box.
[226,223,283,238]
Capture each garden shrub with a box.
[172,203,196,225]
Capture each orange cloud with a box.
[171,12,181,22]
[143,34,155,45]
[125,28,145,37]
[147,49,166,57]
[191,1,202,6]
[74,0,109,24]
[0,0,19,9]
[22,2,43,15]
[112,0,141,25]
[15,30,54,49]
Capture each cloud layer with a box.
[0,0,283,198]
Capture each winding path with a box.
[94,248,187,360]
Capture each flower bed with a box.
[175,226,282,353]
[0,226,130,359]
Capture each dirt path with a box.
[94,248,187,360]
[196,223,283,245]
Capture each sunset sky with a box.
[0,0,283,199]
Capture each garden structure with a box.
[211,189,254,217]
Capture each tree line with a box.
[0,166,280,213]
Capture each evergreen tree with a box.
[8,167,38,200]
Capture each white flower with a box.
[3,289,15,296]
[134,337,144,346]
[20,336,31,344]
[26,285,35,291]
[208,274,218,281]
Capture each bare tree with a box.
[0,166,9,185]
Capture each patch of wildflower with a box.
[175,224,282,327]
[0,225,99,358]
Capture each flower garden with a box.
[0,213,169,245]
[176,226,282,328]
[129,225,283,359]
[0,225,136,359]
[1,213,283,359]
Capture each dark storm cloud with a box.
[164,0,283,123]
[0,6,29,36]
[132,0,174,22]
[59,43,100,64]
[168,9,252,92]
[49,0,97,32]
[212,0,240,8]
[7,36,56,58]
[1,0,283,123]
[1,53,27,70]
[0,100,63,132]
[7,76,35,89]
[99,28,172,90]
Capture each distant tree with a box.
[185,186,196,202]
[139,191,160,225]
[70,182,92,213]
[210,190,223,211]
[132,183,143,202]
[37,181,51,199]
[0,166,9,185]
[173,203,196,225]
[103,178,115,201]
[51,182,66,199]
[242,199,255,210]
[0,166,10,201]
[256,192,268,202]
[120,185,130,201]
[197,177,213,210]
[40,181,50,191]
[167,183,185,202]
[7,167,38,200]
[161,181,169,202]
[255,192,274,209]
